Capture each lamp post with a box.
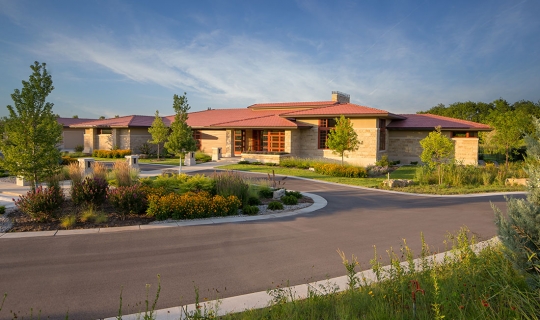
[179,148,185,174]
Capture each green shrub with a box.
[195,151,212,163]
[92,149,132,158]
[237,160,250,164]
[61,156,78,165]
[14,186,64,221]
[71,177,109,207]
[313,163,368,178]
[247,196,261,206]
[181,174,215,194]
[285,190,302,199]
[0,205,5,215]
[80,205,108,223]
[108,184,148,216]
[281,195,298,205]
[267,201,284,211]
[146,191,241,220]
[375,155,390,167]
[242,205,260,215]
[258,186,274,199]
[74,145,84,153]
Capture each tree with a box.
[326,115,360,166]
[148,110,169,160]
[99,116,105,119]
[419,126,454,185]
[494,117,540,288]
[486,109,529,167]
[164,93,196,156]
[0,61,63,191]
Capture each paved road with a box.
[0,174,522,319]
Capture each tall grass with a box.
[111,161,139,187]
[92,161,108,181]
[67,162,83,185]
[213,171,249,207]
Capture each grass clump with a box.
[285,190,302,199]
[267,201,284,211]
[281,195,298,205]
[60,214,77,229]
[80,206,108,224]
[213,171,249,207]
[242,205,260,216]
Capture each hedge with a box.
[92,149,132,158]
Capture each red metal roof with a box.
[57,117,97,127]
[248,101,337,109]
[211,114,310,128]
[282,103,404,119]
[70,115,159,128]
[388,114,491,130]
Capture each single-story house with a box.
[57,117,97,151]
[69,91,490,166]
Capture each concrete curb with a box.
[105,237,500,320]
[214,168,526,198]
[0,193,327,239]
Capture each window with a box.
[193,130,201,150]
[452,131,477,138]
[318,119,336,149]
[97,128,112,135]
[266,130,285,152]
[379,119,386,151]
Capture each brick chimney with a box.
[331,91,350,103]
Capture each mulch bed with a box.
[7,200,155,232]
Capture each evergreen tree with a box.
[164,93,196,156]
[326,115,360,166]
[419,126,454,185]
[148,110,169,160]
[495,118,540,288]
[0,62,63,191]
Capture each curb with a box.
[0,193,327,239]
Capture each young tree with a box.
[486,109,529,167]
[0,61,63,191]
[148,110,169,160]
[326,115,360,166]
[164,93,196,157]
[494,117,540,288]
[419,126,454,185]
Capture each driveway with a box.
[0,174,522,319]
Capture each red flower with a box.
[459,305,464,310]
[482,300,489,307]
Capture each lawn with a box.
[218,164,526,194]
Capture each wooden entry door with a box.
[234,130,246,155]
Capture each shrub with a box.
[108,184,148,217]
[74,145,84,153]
[146,192,241,220]
[71,177,109,207]
[313,163,368,178]
[60,214,77,229]
[242,205,260,215]
[92,149,132,158]
[0,205,5,215]
[247,196,261,206]
[181,174,215,194]
[238,160,250,164]
[258,186,274,199]
[80,205,108,224]
[285,190,302,199]
[195,151,212,163]
[282,195,298,205]
[61,156,78,165]
[14,186,64,221]
[375,155,390,167]
[267,201,284,211]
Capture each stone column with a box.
[125,155,140,169]
[212,147,222,161]
[78,158,95,177]
[184,152,196,166]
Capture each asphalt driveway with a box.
[0,174,522,319]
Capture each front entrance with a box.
[234,130,246,155]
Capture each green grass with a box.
[218,164,526,194]
[218,164,385,188]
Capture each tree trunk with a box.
[341,153,344,166]
[157,143,160,161]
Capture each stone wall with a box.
[199,129,227,154]
[388,131,479,165]
[453,137,479,165]
[83,128,95,153]
[61,128,85,150]
[294,118,380,166]
[129,128,152,154]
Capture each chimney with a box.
[331,91,350,103]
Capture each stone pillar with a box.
[212,147,222,161]
[125,155,140,169]
[16,176,31,187]
[184,152,196,166]
[78,158,95,176]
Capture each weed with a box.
[337,249,359,291]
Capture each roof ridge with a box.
[210,113,279,126]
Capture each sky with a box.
[0,0,539,119]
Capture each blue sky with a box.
[1,0,538,118]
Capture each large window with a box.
[379,119,386,151]
[250,130,285,152]
[318,119,336,149]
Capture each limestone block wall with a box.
[199,129,227,154]
[453,138,479,165]
[118,128,131,150]
[97,134,112,150]
[295,118,379,166]
[83,128,96,153]
[129,128,152,154]
[388,131,479,165]
[61,128,85,150]
[287,129,301,156]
